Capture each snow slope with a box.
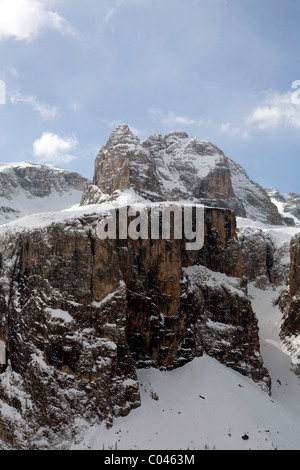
[237,216,300,248]
[250,285,300,418]
[0,188,85,223]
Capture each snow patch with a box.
[46,308,73,323]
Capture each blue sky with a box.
[0,0,300,193]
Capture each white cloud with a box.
[220,122,249,139]
[0,0,74,42]
[11,92,57,118]
[33,132,78,164]
[246,89,300,130]
[149,108,211,127]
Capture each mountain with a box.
[0,125,299,450]
[0,162,90,225]
[265,187,300,227]
[82,124,282,225]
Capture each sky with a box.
[0,0,300,193]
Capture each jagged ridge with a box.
[82,124,282,225]
[0,162,90,225]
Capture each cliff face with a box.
[0,205,270,448]
[0,220,141,448]
[280,234,300,352]
[82,124,281,225]
[289,235,300,300]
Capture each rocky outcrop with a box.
[182,265,268,386]
[233,227,290,288]
[0,221,141,449]
[278,233,300,371]
[0,205,270,448]
[289,234,300,300]
[196,221,289,289]
[82,124,282,225]
[280,234,300,351]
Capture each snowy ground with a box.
[250,285,300,431]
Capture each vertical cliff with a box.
[280,234,300,354]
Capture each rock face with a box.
[233,226,290,288]
[82,124,282,225]
[0,220,141,448]
[0,162,89,225]
[289,235,300,301]
[280,234,300,356]
[0,205,270,448]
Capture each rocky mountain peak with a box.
[106,123,140,147]
[83,125,282,225]
[165,129,189,141]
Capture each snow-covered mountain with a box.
[265,187,300,227]
[0,162,90,225]
[0,126,300,450]
[83,124,282,225]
